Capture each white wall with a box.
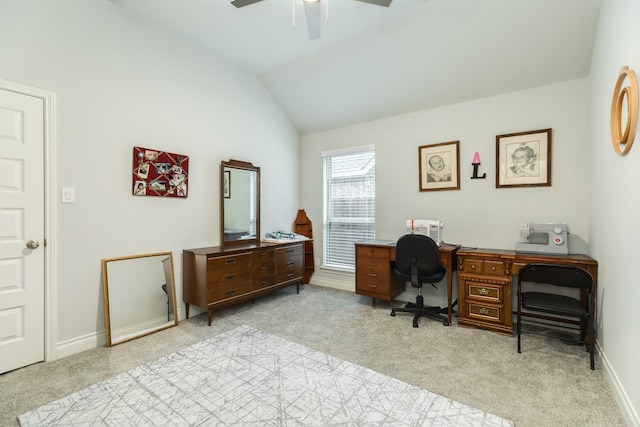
[589,0,640,423]
[0,1,300,353]
[300,79,590,302]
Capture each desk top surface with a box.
[355,240,461,252]
[457,246,597,264]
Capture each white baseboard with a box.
[308,276,354,293]
[599,341,639,426]
[55,308,185,360]
[56,331,103,360]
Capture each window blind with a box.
[323,148,375,270]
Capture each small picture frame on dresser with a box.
[223,170,231,198]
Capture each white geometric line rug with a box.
[19,325,514,426]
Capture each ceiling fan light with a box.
[303,0,320,3]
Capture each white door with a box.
[0,88,45,374]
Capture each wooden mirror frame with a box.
[102,251,178,347]
[220,159,260,247]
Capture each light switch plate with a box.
[61,187,75,203]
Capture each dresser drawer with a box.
[275,245,303,266]
[252,248,273,263]
[466,281,503,304]
[207,252,251,275]
[207,275,251,302]
[252,276,275,291]
[252,248,273,274]
[251,262,273,278]
[275,244,303,283]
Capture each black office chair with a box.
[516,263,595,370]
[390,234,449,327]
[162,283,173,321]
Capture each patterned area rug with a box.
[19,325,513,426]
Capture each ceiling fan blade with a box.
[231,0,263,8]
[303,1,321,40]
[354,0,392,7]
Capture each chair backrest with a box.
[395,234,441,276]
[518,263,593,291]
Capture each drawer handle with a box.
[491,266,497,271]
[368,285,378,288]
[478,307,490,315]
[368,262,377,267]
[367,273,377,277]
[261,252,267,258]
[286,273,294,278]
[225,290,236,296]
[478,288,490,296]
[261,267,267,272]
[287,261,295,266]
[225,274,236,280]
[471,265,476,269]
[286,248,294,253]
[225,258,236,265]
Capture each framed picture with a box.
[223,170,231,198]
[496,128,552,188]
[419,141,460,192]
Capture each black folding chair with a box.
[516,263,595,370]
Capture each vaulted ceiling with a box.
[113,0,602,133]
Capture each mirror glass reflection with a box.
[221,160,260,246]
[102,251,178,347]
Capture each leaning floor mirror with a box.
[102,251,178,347]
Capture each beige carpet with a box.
[0,285,627,426]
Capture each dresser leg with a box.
[372,298,376,308]
[207,309,213,326]
[185,303,190,319]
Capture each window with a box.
[322,146,375,271]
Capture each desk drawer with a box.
[466,302,503,324]
[463,258,506,277]
[466,282,503,304]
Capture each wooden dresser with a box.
[183,241,304,325]
[456,248,598,336]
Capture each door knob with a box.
[26,240,40,249]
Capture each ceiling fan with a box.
[231,0,393,40]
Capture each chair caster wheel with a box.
[413,323,419,328]
[390,311,396,317]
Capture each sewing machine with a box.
[405,219,443,245]
[516,223,568,255]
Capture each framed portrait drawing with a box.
[496,128,552,188]
[419,141,460,192]
[223,170,231,198]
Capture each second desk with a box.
[355,240,460,325]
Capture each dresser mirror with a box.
[221,159,260,247]
[102,251,178,347]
